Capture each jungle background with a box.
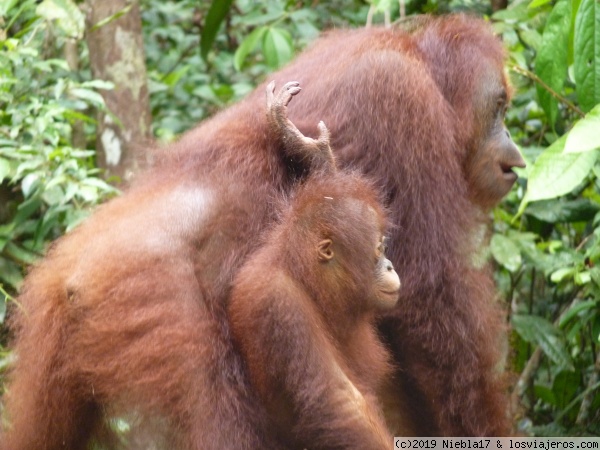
[0,0,599,437]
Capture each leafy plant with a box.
[0,1,117,314]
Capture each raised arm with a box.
[265,81,335,174]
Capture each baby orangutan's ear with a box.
[317,239,334,262]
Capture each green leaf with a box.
[262,27,294,69]
[512,314,574,370]
[564,103,600,153]
[65,209,90,232]
[162,66,190,88]
[41,185,64,206]
[526,198,599,222]
[372,0,393,12]
[492,3,530,22]
[77,185,98,203]
[69,88,106,106]
[36,0,84,39]
[0,223,14,253]
[535,0,572,126]
[574,270,591,285]
[491,234,522,272]
[13,195,42,225]
[200,0,234,61]
[568,0,583,66]
[234,26,268,71]
[0,0,19,17]
[236,9,284,28]
[0,259,23,291]
[81,80,114,90]
[21,173,40,198]
[519,28,543,51]
[5,242,38,265]
[574,0,600,112]
[81,177,118,193]
[0,293,5,323]
[550,267,576,283]
[534,385,556,405]
[192,85,223,107]
[522,134,598,205]
[528,0,552,8]
[552,371,580,410]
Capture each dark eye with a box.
[497,99,505,115]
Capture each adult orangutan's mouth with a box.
[500,164,518,183]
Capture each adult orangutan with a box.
[257,16,525,436]
[1,14,525,449]
[229,81,401,449]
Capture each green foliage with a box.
[565,104,600,154]
[573,0,600,112]
[519,134,597,206]
[534,0,570,126]
[36,0,84,39]
[513,314,574,370]
[199,0,234,60]
[141,0,369,140]
[0,3,117,304]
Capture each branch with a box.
[510,65,585,118]
[511,346,542,415]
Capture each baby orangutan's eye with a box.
[381,236,388,253]
[375,237,388,260]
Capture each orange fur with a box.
[1,14,515,449]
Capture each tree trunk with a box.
[85,0,152,183]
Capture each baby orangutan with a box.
[228,81,401,449]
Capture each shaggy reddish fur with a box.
[258,16,516,436]
[1,14,519,449]
[230,170,395,449]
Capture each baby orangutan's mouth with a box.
[381,289,400,295]
[380,289,400,301]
